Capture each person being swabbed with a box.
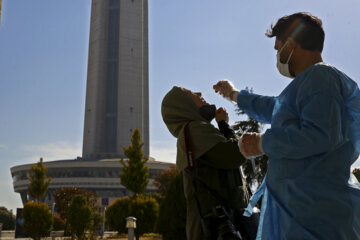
[214,12,360,240]
[161,86,259,240]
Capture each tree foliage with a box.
[129,196,159,240]
[153,165,178,196]
[53,187,97,221]
[120,128,149,195]
[147,192,163,205]
[233,109,268,191]
[67,195,94,240]
[353,168,360,182]
[91,211,104,236]
[157,172,186,240]
[53,216,65,231]
[106,197,130,234]
[28,158,51,201]
[22,202,53,240]
[0,206,15,230]
[106,195,159,240]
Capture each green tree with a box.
[153,165,178,197]
[28,158,51,201]
[0,207,15,230]
[233,108,268,191]
[106,195,159,240]
[120,128,149,195]
[53,187,97,236]
[147,192,163,205]
[157,172,186,240]
[128,195,159,240]
[105,197,130,234]
[353,168,360,182]
[53,216,65,231]
[53,187,97,221]
[22,202,53,240]
[91,211,104,238]
[67,195,94,240]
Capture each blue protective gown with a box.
[239,62,360,240]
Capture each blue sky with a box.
[1,0,360,212]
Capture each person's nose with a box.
[275,39,282,51]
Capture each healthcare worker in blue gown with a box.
[214,12,360,240]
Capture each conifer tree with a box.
[120,128,149,195]
[28,158,51,201]
[67,195,94,240]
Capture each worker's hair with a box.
[266,12,325,52]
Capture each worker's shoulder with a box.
[299,63,339,91]
[306,62,336,79]
[309,63,357,91]
[299,63,359,101]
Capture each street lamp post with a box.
[125,217,137,240]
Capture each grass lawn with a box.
[113,238,161,240]
[108,233,162,240]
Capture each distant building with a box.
[10,0,172,208]
[11,158,173,207]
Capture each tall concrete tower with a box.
[82,0,149,159]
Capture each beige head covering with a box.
[161,87,227,170]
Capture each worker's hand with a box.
[213,80,238,102]
[238,133,264,158]
[215,107,229,123]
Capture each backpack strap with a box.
[184,123,197,170]
[183,122,228,204]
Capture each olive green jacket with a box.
[161,87,249,240]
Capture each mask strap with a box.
[278,39,289,54]
[286,49,294,64]
[279,39,294,64]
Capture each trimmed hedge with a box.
[0,207,15,230]
[106,195,159,239]
[22,202,53,240]
[53,216,65,230]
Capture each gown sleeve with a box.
[262,69,344,160]
[347,85,360,157]
[237,90,276,124]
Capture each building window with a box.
[103,2,120,153]
[109,0,119,8]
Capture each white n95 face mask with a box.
[276,42,294,78]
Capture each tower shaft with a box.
[83,0,149,159]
